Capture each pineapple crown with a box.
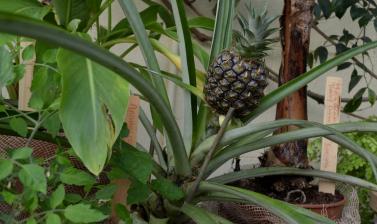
[233,1,279,59]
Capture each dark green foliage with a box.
[308,118,377,223]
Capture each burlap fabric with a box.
[207,184,360,224]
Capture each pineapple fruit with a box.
[204,3,278,117]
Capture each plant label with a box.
[319,77,342,195]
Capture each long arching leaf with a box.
[209,167,377,191]
[199,182,334,224]
[206,123,377,177]
[191,120,377,164]
[244,40,377,122]
[170,0,197,154]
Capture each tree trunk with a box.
[262,0,315,168]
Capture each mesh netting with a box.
[204,183,360,224]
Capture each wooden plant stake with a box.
[319,77,342,194]
[18,42,35,111]
[111,95,140,221]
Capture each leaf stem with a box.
[1,99,37,125]
[186,107,235,203]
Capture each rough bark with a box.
[263,0,315,168]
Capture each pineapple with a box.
[204,3,278,117]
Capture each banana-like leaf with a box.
[244,40,377,122]
[209,167,377,191]
[192,120,377,164]
[206,122,377,177]
[0,0,49,20]
[57,48,129,175]
[0,13,191,177]
[170,0,197,154]
[180,203,233,224]
[199,182,334,224]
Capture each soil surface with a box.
[230,175,344,205]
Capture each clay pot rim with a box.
[295,195,346,209]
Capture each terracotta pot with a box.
[298,196,346,220]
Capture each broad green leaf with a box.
[9,117,28,137]
[374,18,377,32]
[318,0,332,18]
[19,164,46,194]
[0,0,49,20]
[46,213,61,224]
[29,66,61,110]
[0,104,6,113]
[22,45,35,61]
[57,48,129,175]
[314,46,328,64]
[52,0,101,30]
[26,218,37,224]
[0,12,189,177]
[348,69,361,92]
[95,184,117,200]
[11,147,33,160]
[50,184,65,209]
[60,167,96,186]
[350,5,366,20]
[0,33,16,46]
[358,14,373,27]
[127,180,151,205]
[369,88,376,106]
[42,112,61,138]
[64,204,107,223]
[109,5,160,41]
[115,204,132,224]
[113,143,153,184]
[1,191,16,204]
[0,46,14,88]
[344,88,366,112]
[337,62,352,71]
[0,159,13,180]
[151,178,185,201]
[13,64,25,82]
[64,193,82,203]
[332,0,350,18]
[209,167,377,191]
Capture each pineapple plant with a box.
[204,3,278,117]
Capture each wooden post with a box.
[319,77,342,194]
[18,42,35,111]
[111,96,140,222]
